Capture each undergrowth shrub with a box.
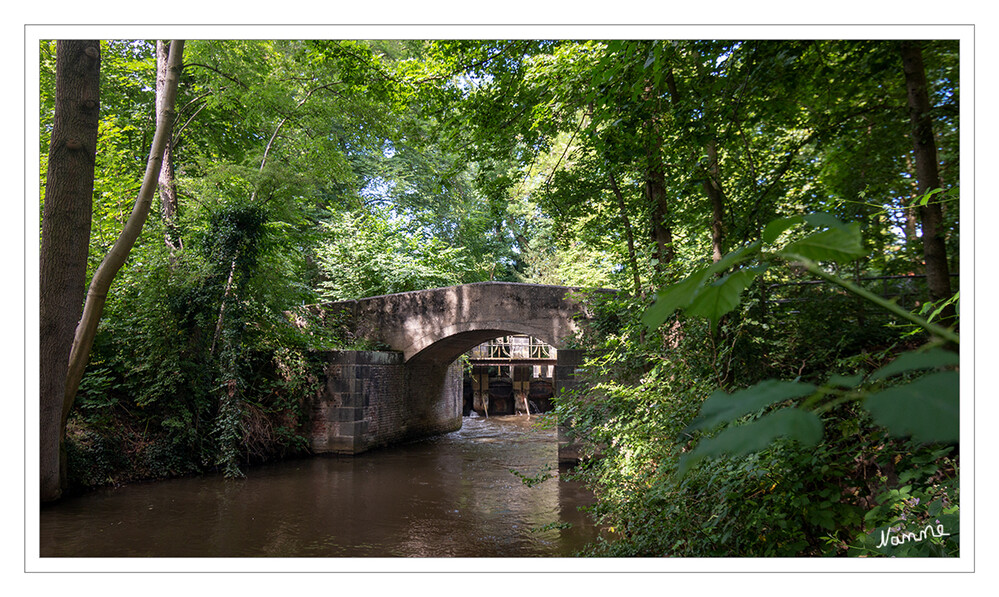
[64,208,326,491]
[556,270,958,557]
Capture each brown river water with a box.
[39,414,601,558]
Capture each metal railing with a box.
[467,335,555,362]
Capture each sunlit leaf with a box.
[802,212,847,229]
[704,240,762,276]
[763,213,846,245]
[685,269,760,328]
[762,215,805,244]
[641,267,710,330]
[917,187,945,206]
[679,408,823,475]
[643,241,765,331]
[778,222,865,263]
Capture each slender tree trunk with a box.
[701,136,729,378]
[900,41,955,326]
[60,42,186,474]
[210,113,289,350]
[686,51,727,263]
[641,53,673,275]
[646,151,674,271]
[39,40,101,502]
[703,139,726,263]
[211,257,238,355]
[607,170,642,296]
[209,79,334,345]
[157,41,182,252]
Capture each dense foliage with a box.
[557,217,958,556]
[41,38,960,557]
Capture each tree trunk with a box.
[157,41,182,252]
[900,41,955,326]
[639,57,673,276]
[607,170,642,296]
[703,139,726,263]
[211,256,238,355]
[39,40,101,502]
[901,153,922,255]
[646,137,674,272]
[56,42,186,494]
[647,165,674,270]
[685,52,727,264]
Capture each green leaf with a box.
[685,269,760,328]
[762,213,846,245]
[704,240,761,275]
[869,347,959,381]
[686,379,818,433]
[778,222,865,263]
[762,215,805,244]
[827,373,864,388]
[679,408,823,475]
[925,291,960,323]
[917,187,945,207]
[864,371,959,443]
[641,267,710,330]
[802,212,847,229]
[642,241,763,331]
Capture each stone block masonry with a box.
[309,350,462,455]
[554,349,588,464]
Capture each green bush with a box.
[556,215,959,557]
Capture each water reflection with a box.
[40,415,598,557]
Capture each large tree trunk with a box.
[51,41,186,499]
[39,40,101,502]
[900,41,955,327]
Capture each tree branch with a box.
[184,61,249,89]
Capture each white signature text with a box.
[876,523,951,549]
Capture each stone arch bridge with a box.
[305,282,596,460]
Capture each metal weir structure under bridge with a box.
[464,335,557,417]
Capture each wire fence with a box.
[760,273,959,331]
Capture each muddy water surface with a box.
[39,415,599,558]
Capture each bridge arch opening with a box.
[406,325,560,365]
[405,326,562,418]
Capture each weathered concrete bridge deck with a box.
[305,282,594,461]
